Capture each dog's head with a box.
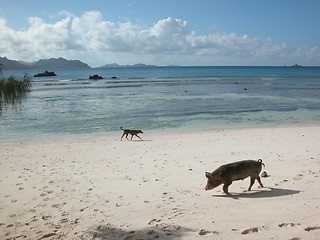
[138,130,143,134]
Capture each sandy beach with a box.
[1,125,320,239]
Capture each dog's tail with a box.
[258,159,265,168]
[120,126,124,131]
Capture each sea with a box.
[1,66,320,143]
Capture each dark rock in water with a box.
[111,76,117,79]
[89,74,103,80]
[34,70,57,77]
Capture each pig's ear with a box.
[205,172,212,179]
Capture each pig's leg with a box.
[248,177,255,191]
[223,181,232,194]
[257,176,264,188]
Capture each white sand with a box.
[1,125,320,239]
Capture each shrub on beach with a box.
[0,64,32,114]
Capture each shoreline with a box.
[1,125,320,239]
[2,106,320,146]
[2,120,320,146]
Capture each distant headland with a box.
[97,63,158,69]
[0,57,90,70]
[0,56,162,70]
[1,56,314,71]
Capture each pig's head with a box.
[205,172,221,191]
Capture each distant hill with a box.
[0,57,91,70]
[0,57,31,70]
[32,57,91,69]
[98,63,158,68]
[98,63,121,68]
[1,57,162,70]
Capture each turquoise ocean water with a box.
[1,66,320,143]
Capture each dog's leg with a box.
[125,133,129,140]
[135,134,142,140]
[121,132,125,141]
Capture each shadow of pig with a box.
[212,187,300,199]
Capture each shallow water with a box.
[1,66,320,143]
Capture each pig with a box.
[205,159,265,194]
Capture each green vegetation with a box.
[0,64,32,114]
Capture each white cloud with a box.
[0,11,319,66]
[58,10,76,18]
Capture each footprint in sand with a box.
[274,179,289,186]
[41,215,52,221]
[61,211,69,217]
[71,218,80,224]
[43,197,50,201]
[304,226,320,231]
[80,207,88,212]
[278,223,301,228]
[241,227,259,234]
[148,218,161,225]
[293,174,304,180]
[155,223,181,232]
[51,202,66,208]
[59,218,69,224]
[198,229,219,235]
[26,216,38,225]
[40,192,47,197]
[38,232,56,239]
[167,207,185,220]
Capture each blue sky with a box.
[1,0,319,67]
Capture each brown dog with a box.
[120,127,143,141]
